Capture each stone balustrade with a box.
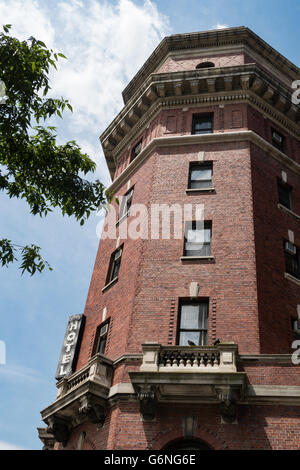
[140,342,238,373]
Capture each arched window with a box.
[196,61,215,69]
[164,439,212,451]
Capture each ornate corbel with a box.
[37,427,55,450]
[78,395,107,427]
[137,384,157,421]
[46,416,71,446]
[216,387,238,424]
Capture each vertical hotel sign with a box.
[56,314,85,380]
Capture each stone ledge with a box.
[186,188,216,194]
[284,272,300,287]
[101,277,118,293]
[107,131,300,193]
[180,256,215,262]
[278,203,300,221]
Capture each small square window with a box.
[118,187,134,221]
[178,301,208,346]
[106,246,123,284]
[93,320,110,355]
[189,162,213,189]
[272,129,285,152]
[192,114,213,135]
[278,181,292,210]
[131,140,142,162]
[184,221,212,256]
[284,241,300,279]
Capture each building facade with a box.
[39,27,300,450]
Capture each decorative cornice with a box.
[106,130,300,195]
[122,27,300,104]
[100,63,300,178]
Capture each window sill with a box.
[116,212,129,227]
[284,272,300,286]
[181,256,215,262]
[102,277,118,293]
[278,204,300,221]
[186,188,215,194]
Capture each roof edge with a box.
[122,26,300,104]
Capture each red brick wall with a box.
[250,143,300,353]
[114,104,249,179]
[157,53,245,74]
[62,402,300,450]
[72,98,300,450]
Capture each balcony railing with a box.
[140,342,238,373]
[159,347,220,369]
[41,354,114,445]
[56,353,113,399]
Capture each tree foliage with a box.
[0,25,108,275]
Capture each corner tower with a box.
[40,27,300,451]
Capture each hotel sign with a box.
[55,314,85,380]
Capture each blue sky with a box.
[0,0,299,450]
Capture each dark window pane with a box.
[94,321,110,355]
[278,183,292,210]
[119,188,134,219]
[131,140,142,161]
[192,115,213,135]
[98,337,106,354]
[284,243,300,279]
[107,247,123,283]
[272,130,284,151]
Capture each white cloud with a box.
[0,0,55,46]
[213,23,229,29]
[0,440,25,450]
[52,0,171,130]
[0,0,170,183]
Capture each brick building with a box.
[39,27,300,450]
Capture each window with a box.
[278,181,292,210]
[284,241,300,279]
[106,246,123,284]
[118,187,134,221]
[272,129,285,152]
[189,162,213,189]
[184,221,212,256]
[131,140,142,162]
[178,301,208,346]
[94,320,110,355]
[196,62,215,69]
[292,317,300,340]
[192,114,213,135]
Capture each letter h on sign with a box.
[55,314,85,380]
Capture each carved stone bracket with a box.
[216,386,238,424]
[78,395,107,427]
[46,416,71,446]
[137,384,157,421]
[37,427,55,450]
